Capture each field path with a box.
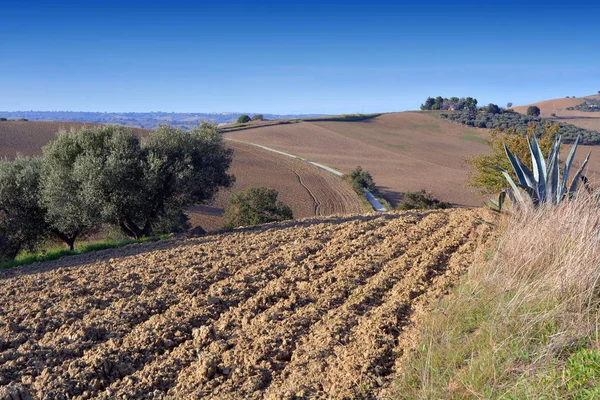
[0,208,492,399]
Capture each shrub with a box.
[465,125,557,194]
[396,190,451,210]
[17,118,28,121]
[347,166,375,194]
[527,105,541,117]
[237,115,251,124]
[0,157,47,260]
[0,118,7,121]
[251,114,264,121]
[224,187,293,228]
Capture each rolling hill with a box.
[225,112,492,207]
[513,94,600,132]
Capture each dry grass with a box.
[394,193,600,398]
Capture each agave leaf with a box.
[560,135,581,199]
[504,188,520,210]
[491,166,525,205]
[546,136,561,204]
[504,144,535,187]
[567,151,591,195]
[489,191,507,213]
[528,135,546,201]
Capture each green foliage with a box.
[466,125,557,194]
[347,166,375,194]
[441,108,600,144]
[0,118,7,121]
[496,134,590,208]
[0,157,47,260]
[251,114,264,121]
[236,114,251,124]
[224,187,293,228]
[567,97,600,112]
[563,348,600,397]
[483,103,501,114]
[0,235,166,270]
[527,105,541,117]
[40,126,123,249]
[396,190,451,210]
[40,123,233,248]
[421,96,478,111]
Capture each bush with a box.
[465,124,558,194]
[237,115,251,124]
[347,166,375,194]
[396,190,451,210]
[0,118,7,121]
[251,114,264,121]
[224,187,293,228]
[527,105,541,117]
[0,157,47,260]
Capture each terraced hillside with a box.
[0,208,492,399]
[225,112,491,207]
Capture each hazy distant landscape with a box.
[0,111,324,130]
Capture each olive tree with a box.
[0,157,47,259]
[121,123,234,238]
[527,105,541,117]
[236,115,251,124]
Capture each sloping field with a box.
[0,208,492,399]
[188,141,364,231]
[513,95,600,131]
[225,112,491,207]
[0,121,362,232]
[0,121,150,158]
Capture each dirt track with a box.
[0,209,492,399]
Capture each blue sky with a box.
[1,0,599,114]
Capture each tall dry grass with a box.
[396,192,600,398]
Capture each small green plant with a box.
[346,166,375,194]
[493,134,590,210]
[251,114,264,121]
[397,190,451,210]
[224,187,293,228]
[236,114,251,124]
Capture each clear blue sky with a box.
[1,0,599,114]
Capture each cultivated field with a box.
[225,112,491,207]
[188,141,364,231]
[0,208,492,399]
[513,94,600,131]
[0,121,363,232]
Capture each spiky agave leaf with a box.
[528,135,547,202]
[559,135,581,200]
[567,151,591,196]
[545,136,561,204]
[491,166,526,206]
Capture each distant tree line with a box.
[440,106,600,144]
[420,96,478,111]
[0,123,234,260]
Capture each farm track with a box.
[0,209,492,399]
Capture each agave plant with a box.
[491,134,590,211]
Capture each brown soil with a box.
[513,95,600,131]
[0,121,150,158]
[225,112,491,207]
[0,208,492,399]
[188,141,364,231]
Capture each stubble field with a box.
[0,208,492,399]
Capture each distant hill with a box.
[513,94,600,132]
[0,111,324,130]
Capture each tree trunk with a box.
[53,230,77,251]
[118,217,152,239]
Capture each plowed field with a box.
[225,112,491,207]
[0,208,492,399]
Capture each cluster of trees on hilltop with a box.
[440,106,600,144]
[567,97,600,112]
[420,96,478,111]
[0,123,234,260]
